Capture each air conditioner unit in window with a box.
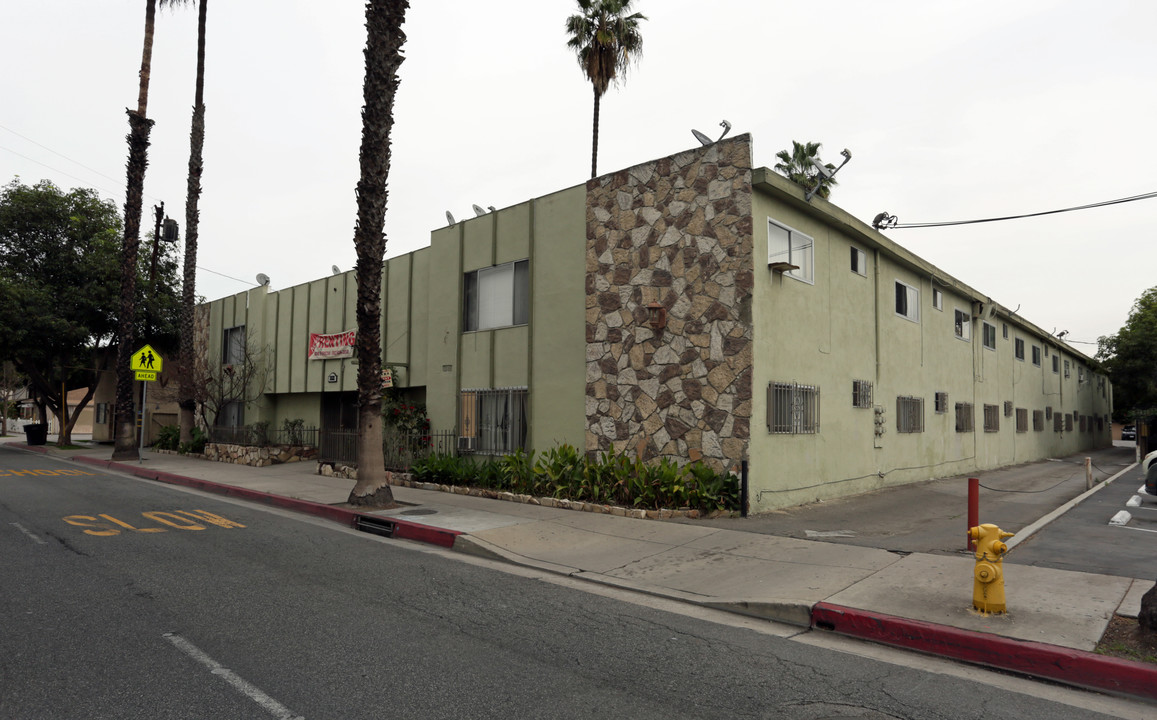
[457,436,476,453]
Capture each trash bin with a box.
[23,423,48,446]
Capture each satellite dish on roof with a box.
[472,204,486,217]
[256,273,270,287]
[332,265,341,275]
[445,211,456,226]
[692,119,732,146]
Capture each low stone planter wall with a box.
[189,442,317,467]
[317,462,735,519]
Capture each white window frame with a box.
[953,308,971,341]
[463,259,529,332]
[767,218,814,284]
[932,287,943,311]
[894,280,919,323]
[850,246,867,277]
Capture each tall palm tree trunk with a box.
[178,0,208,444]
[348,0,408,506]
[113,0,159,461]
[590,87,601,178]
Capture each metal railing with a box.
[318,427,457,469]
[207,424,319,448]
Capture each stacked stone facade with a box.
[585,135,755,470]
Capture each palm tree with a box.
[178,0,208,445]
[565,0,646,178]
[774,140,837,199]
[114,0,186,460]
[347,0,409,507]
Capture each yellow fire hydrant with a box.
[969,523,1014,614]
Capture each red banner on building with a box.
[308,330,356,360]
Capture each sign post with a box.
[129,345,164,456]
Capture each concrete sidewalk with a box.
[4,436,1154,700]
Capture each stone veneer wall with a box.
[585,135,754,471]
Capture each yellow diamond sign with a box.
[130,344,163,374]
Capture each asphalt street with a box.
[0,447,1141,719]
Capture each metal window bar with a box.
[767,381,820,434]
[896,396,924,434]
[935,392,948,414]
[1003,401,1013,417]
[460,387,528,455]
[984,405,1000,433]
[852,380,873,409]
[1016,408,1028,433]
[955,403,974,433]
[1033,410,1044,432]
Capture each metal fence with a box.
[318,427,457,469]
[208,424,319,448]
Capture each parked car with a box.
[1145,449,1157,495]
[1122,425,1137,441]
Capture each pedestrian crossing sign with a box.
[130,344,163,376]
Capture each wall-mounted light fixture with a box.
[646,302,667,332]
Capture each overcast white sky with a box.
[3,1,1154,357]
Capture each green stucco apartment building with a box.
[200,135,1111,513]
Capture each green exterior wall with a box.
[747,169,1112,512]
[200,185,587,453]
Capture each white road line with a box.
[10,522,48,545]
[1113,524,1157,534]
[163,633,304,720]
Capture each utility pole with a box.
[150,201,164,286]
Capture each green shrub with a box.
[248,420,271,446]
[178,426,207,455]
[154,424,180,451]
[282,418,305,445]
[407,445,739,513]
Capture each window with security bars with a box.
[1053,413,1063,432]
[983,404,1000,432]
[935,392,948,414]
[768,381,820,434]
[1003,401,1013,417]
[1045,406,1053,419]
[896,396,924,433]
[852,380,873,409]
[1065,414,1073,432]
[1016,408,1028,433]
[1033,410,1044,432]
[955,402,974,433]
[1080,416,1087,433]
[459,387,528,454]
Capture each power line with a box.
[882,190,1157,230]
[197,265,258,287]
[0,125,161,202]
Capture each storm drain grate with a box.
[354,515,396,538]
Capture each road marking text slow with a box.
[62,510,246,536]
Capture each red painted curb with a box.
[811,602,1157,701]
[6,442,48,454]
[72,455,462,549]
